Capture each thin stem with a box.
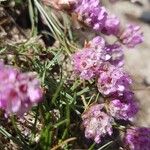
[98,141,114,150]
[51,137,76,150]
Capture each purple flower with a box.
[97,64,132,96]
[0,62,43,116]
[124,127,150,150]
[82,104,114,143]
[72,36,124,80]
[73,0,107,31]
[119,24,144,48]
[108,91,139,120]
[73,0,121,36]
[87,37,124,67]
[72,48,104,80]
[89,36,105,49]
[104,43,124,67]
[102,15,120,35]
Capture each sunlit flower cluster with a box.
[72,36,123,80]
[71,1,146,147]
[82,104,114,143]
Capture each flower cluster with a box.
[124,127,150,150]
[73,0,108,31]
[108,91,139,120]
[43,0,143,47]
[72,33,140,126]
[0,62,43,116]
[43,0,147,149]
[73,36,140,144]
[119,24,144,48]
[73,0,121,36]
[72,0,144,145]
[97,65,132,96]
[73,0,143,47]
[72,36,123,80]
[82,104,114,143]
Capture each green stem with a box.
[88,142,96,150]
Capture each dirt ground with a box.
[106,0,150,127]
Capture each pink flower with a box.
[97,64,132,96]
[102,15,120,35]
[124,127,150,150]
[108,91,139,120]
[82,104,114,143]
[73,0,107,31]
[0,62,43,116]
[119,24,144,48]
[72,36,123,80]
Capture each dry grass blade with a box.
[51,137,77,150]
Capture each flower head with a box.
[0,62,43,116]
[102,15,120,35]
[104,43,124,67]
[124,127,150,150]
[72,36,124,80]
[72,48,103,80]
[97,64,132,96]
[73,0,107,31]
[88,37,124,67]
[119,24,144,48]
[108,91,139,120]
[82,104,114,143]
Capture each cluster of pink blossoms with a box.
[124,127,150,150]
[72,36,124,80]
[70,0,150,149]
[73,0,143,44]
[0,62,43,116]
[108,91,139,121]
[82,104,114,143]
[73,0,120,36]
[73,35,139,143]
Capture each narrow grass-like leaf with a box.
[52,78,65,104]
[98,141,114,150]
